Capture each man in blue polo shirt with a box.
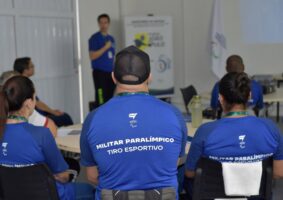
[89,13,116,107]
[80,46,187,200]
[210,55,263,116]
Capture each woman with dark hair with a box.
[185,72,283,198]
[0,76,75,200]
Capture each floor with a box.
[76,117,283,200]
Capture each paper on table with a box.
[57,128,81,137]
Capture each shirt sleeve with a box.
[210,82,220,109]
[185,124,210,171]
[41,129,69,174]
[255,82,264,109]
[80,112,97,167]
[88,35,99,51]
[172,106,188,157]
[270,122,283,160]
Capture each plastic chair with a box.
[0,164,60,200]
[180,85,197,114]
[192,157,273,200]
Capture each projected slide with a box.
[240,0,283,44]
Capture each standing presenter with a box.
[89,14,116,107]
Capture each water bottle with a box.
[189,95,203,128]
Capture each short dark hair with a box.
[13,57,31,74]
[219,72,251,110]
[97,14,110,23]
[226,55,244,73]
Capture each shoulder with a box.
[23,123,53,143]
[89,32,101,41]
[212,82,220,92]
[251,80,262,89]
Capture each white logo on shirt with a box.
[129,113,138,128]
[239,135,246,149]
[2,142,8,156]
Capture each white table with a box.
[55,119,213,154]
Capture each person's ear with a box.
[24,98,34,111]
[218,94,224,107]
[111,72,117,84]
[147,73,152,84]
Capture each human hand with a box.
[104,41,112,50]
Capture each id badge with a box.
[108,51,113,59]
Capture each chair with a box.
[180,85,197,114]
[192,157,273,200]
[0,164,60,200]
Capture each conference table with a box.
[55,119,213,155]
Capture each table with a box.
[263,88,283,122]
[273,73,283,88]
[55,124,82,153]
[55,119,213,154]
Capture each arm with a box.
[36,100,62,116]
[273,160,283,179]
[46,118,57,137]
[89,41,111,61]
[54,171,70,183]
[86,166,99,185]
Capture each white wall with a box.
[79,0,283,118]
[79,0,218,117]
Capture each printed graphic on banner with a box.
[124,16,174,96]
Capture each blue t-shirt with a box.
[89,32,115,72]
[0,122,75,200]
[186,116,283,170]
[210,80,264,109]
[80,93,187,200]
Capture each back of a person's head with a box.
[226,55,245,73]
[0,71,20,86]
[0,76,35,138]
[13,57,31,74]
[114,46,150,85]
[219,72,251,108]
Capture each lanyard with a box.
[225,111,248,117]
[7,115,28,122]
[117,92,149,96]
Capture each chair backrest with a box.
[0,163,59,200]
[180,85,197,114]
[192,157,273,200]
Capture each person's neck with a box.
[7,110,29,124]
[224,105,247,118]
[115,84,149,95]
[100,31,108,36]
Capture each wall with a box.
[79,0,218,117]
[79,0,283,118]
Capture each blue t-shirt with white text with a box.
[186,116,283,170]
[0,123,75,200]
[80,93,187,200]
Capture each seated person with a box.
[80,46,187,200]
[13,57,73,127]
[0,76,75,199]
[210,55,263,116]
[0,70,57,137]
[186,72,283,198]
